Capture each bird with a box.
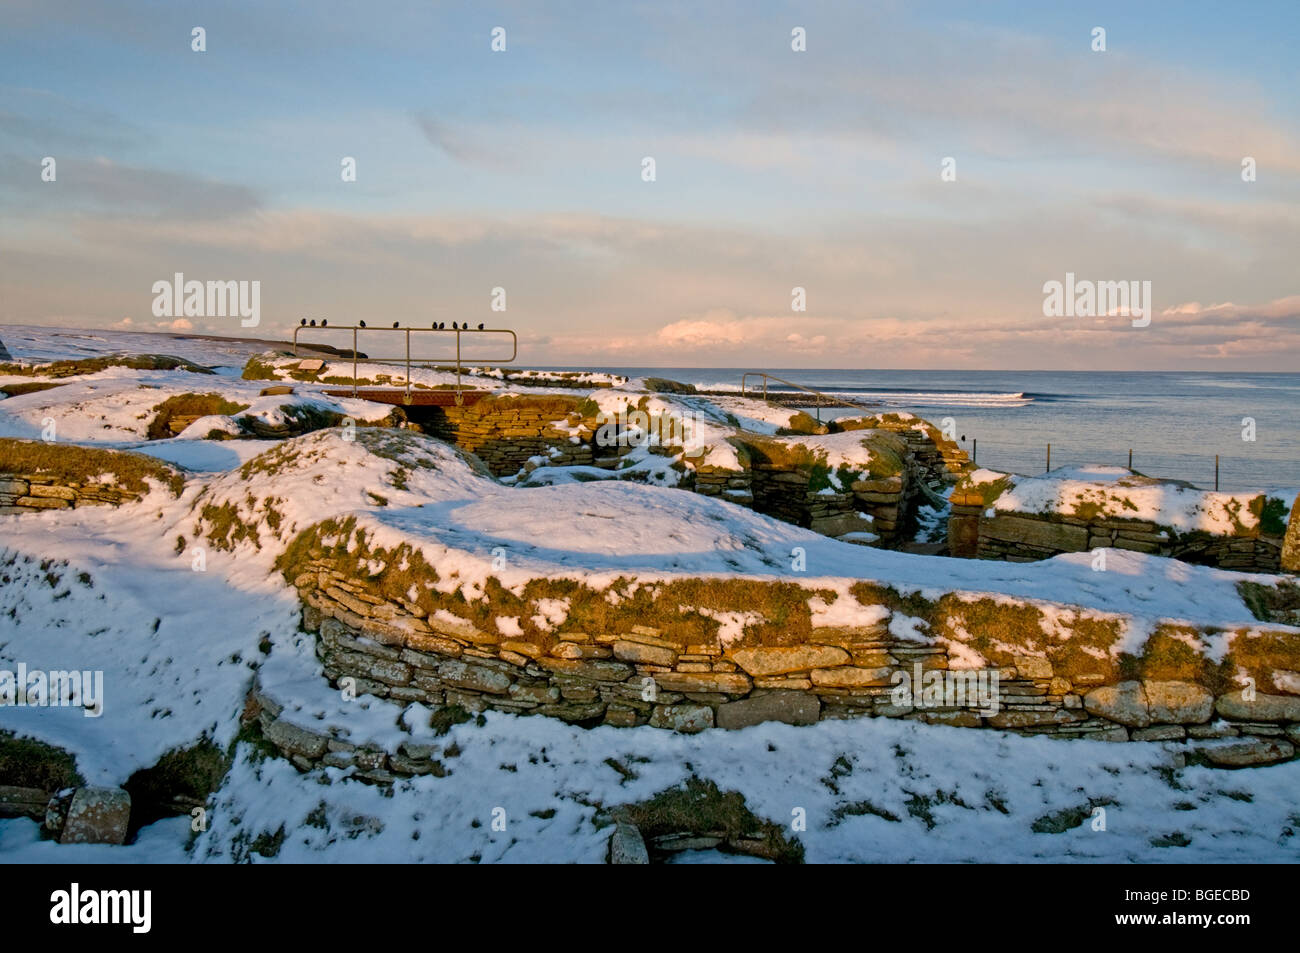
[321,319,327,327]
[359,320,366,328]
[309,319,316,327]
[300,318,306,326]
[392,321,400,329]
[477,322,485,330]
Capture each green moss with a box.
[240,355,281,380]
[642,377,696,395]
[147,393,250,439]
[123,738,229,831]
[1237,580,1300,624]
[1254,496,1289,537]
[0,732,83,790]
[0,380,67,398]
[430,705,473,736]
[0,353,213,378]
[199,499,263,551]
[0,438,184,495]
[616,776,803,863]
[954,472,1014,507]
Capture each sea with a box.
[568,368,1300,493]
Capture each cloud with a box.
[413,113,522,169]
[0,155,261,220]
[656,312,751,348]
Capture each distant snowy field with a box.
[2,324,1298,863]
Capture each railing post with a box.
[1215,455,1219,491]
[1046,443,1051,473]
[405,328,412,400]
[352,327,358,397]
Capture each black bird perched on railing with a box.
[359,320,366,328]
[309,319,316,327]
[300,318,306,326]
[392,321,400,329]
[477,323,484,330]
[321,319,327,327]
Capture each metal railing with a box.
[740,371,876,423]
[291,324,517,404]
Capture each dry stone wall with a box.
[948,488,1284,571]
[411,395,597,477]
[0,473,141,512]
[409,398,971,547]
[273,561,1300,780]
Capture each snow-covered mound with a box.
[973,465,1293,537]
[183,428,499,559]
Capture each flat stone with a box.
[716,691,820,729]
[649,704,714,732]
[980,514,1089,551]
[1132,725,1186,742]
[437,659,513,694]
[404,631,464,657]
[16,496,70,509]
[0,785,51,819]
[1216,690,1300,723]
[508,682,560,704]
[1198,738,1295,767]
[550,641,611,659]
[810,666,894,688]
[609,821,650,864]
[1013,656,1053,680]
[263,717,329,758]
[730,644,850,676]
[27,484,77,500]
[612,640,677,667]
[650,671,751,695]
[59,787,131,845]
[1143,680,1213,724]
[534,657,634,682]
[986,709,1085,729]
[1083,681,1150,727]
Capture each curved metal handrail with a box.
[290,324,518,403]
[740,371,875,423]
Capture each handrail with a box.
[739,371,876,423]
[291,324,517,405]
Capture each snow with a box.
[967,468,1006,485]
[3,325,1299,864]
[6,672,1300,862]
[132,439,279,472]
[993,466,1290,536]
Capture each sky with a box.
[1,0,1298,370]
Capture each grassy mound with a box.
[612,776,803,863]
[0,732,83,792]
[147,393,251,440]
[0,353,213,378]
[0,438,185,495]
[0,381,67,398]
